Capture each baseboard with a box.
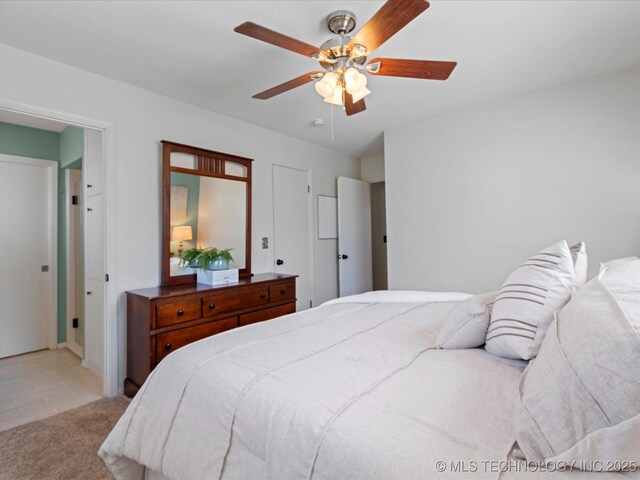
[83,359,103,379]
[57,342,67,349]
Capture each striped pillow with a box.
[485,240,578,360]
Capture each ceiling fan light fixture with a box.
[324,86,344,106]
[346,71,367,95]
[323,71,339,88]
[344,67,358,85]
[351,87,371,103]
[315,79,334,99]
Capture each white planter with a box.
[196,268,239,286]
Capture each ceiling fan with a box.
[234,0,457,116]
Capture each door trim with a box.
[0,154,57,352]
[271,164,315,309]
[0,97,118,397]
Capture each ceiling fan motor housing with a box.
[327,10,356,35]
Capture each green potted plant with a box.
[179,247,203,269]
[179,247,234,271]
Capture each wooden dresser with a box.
[125,273,296,396]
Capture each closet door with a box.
[0,156,56,358]
[272,165,312,310]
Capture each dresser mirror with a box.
[162,141,252,286]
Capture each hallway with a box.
[0,348,102,431]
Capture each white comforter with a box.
[99,292,543,479]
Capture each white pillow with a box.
[485,240,577,360]
[436,292,497,349]
[515,259,640,470]
[570,242,587,292]
[600,256,639,273]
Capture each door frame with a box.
[65,168,83,358]
[0,154,58,352]
[0,97,118,397]
[271,163,315,309]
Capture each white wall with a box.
[0,44,359,388]
[385,66,640,293]
[360,154,385,183]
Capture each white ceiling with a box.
[1,1,639,158]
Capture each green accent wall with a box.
[0,122,83,344]
[170,172,200,254]
[60,126,84,167]
[0,121,59,161]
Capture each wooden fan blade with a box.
[368,58,457,80]
[235,22,325,58]
[349,0,429,54]
[253,72,322,100]
[344,92,367,116]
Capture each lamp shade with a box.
[171,225,193,241]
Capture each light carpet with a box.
[0,396,129,480]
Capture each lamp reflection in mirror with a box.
[171,225,193,257]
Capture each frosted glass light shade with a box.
[324,86,344,106]
[315,80,334,98]
[346,72,367,95]
[344,67,358,85]
[323,71,338,87]
[351,87,371,103]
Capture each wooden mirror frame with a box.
[161,140,253,286]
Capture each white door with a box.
[66,168,84,358]
[272,165,312,310]
[337,177,372,297]
[83,129,105,377]
[0,156,57,358]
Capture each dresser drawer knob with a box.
[260,293,266,299]
[177,309,184,316]
[164,343,172,350]
[280,289,286,295]
[209,303,216,310]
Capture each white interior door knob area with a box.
[337,176,372,297]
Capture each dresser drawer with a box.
[202,286,269,317]
[239,303,295,327]
[156,317,238,363]
[156,299,201,328]
[269,283,295,303]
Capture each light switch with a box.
[262,237,269,249]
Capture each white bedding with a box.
[100,292,638,480]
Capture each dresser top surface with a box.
[127,273,297,300]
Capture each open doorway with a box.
[0,99,116,399]
[0,107,112,430]
[370,182,388,290]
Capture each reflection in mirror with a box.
[169,172,247,277]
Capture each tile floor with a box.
[0,348,102,431]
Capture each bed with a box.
[99,291,638,480]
